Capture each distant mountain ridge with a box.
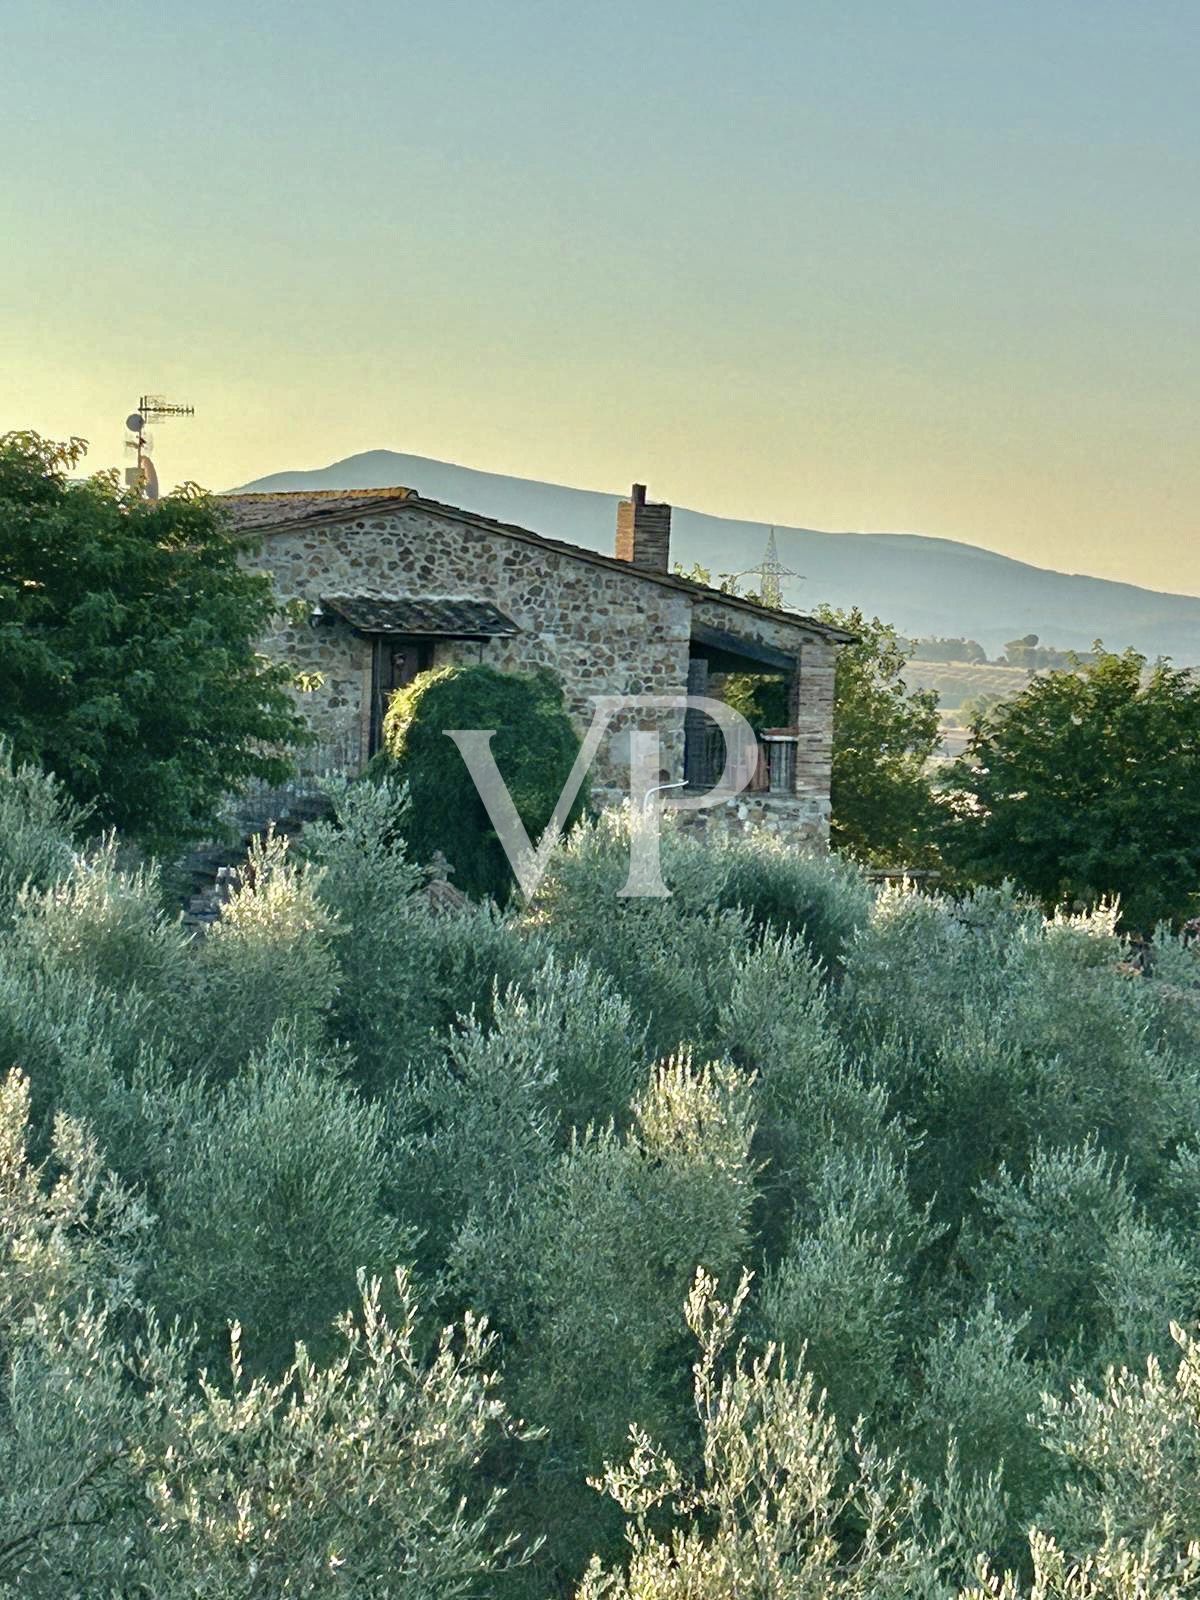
[234,450,1200,663]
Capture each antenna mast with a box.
[124,393,195,500]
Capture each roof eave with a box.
[409,497,852,642]
[221,493,855,645]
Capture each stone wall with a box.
[691,597,837,833]
[251,503,693,798]
[674,791,829,847]
[791,639,837,835]
[247,503,837,836]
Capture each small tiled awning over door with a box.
[324,596,521,761]
[321,596,520,638]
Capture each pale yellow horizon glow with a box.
[10,359,1198,598]
[3,1,1198,597]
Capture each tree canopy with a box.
[375,662,587,900]
[941,646,1200,927]
[1001,635,1095,671]
[813,604,941,865]
[904,635,988,664]
[0,432,307,850]
[6,773,1200,1597]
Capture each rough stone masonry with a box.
[222,483,850,843]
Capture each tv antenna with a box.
[724,529,803,610]
[124,393,194,500]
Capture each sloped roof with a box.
[223,487,416,530]
[322,595,519,636]
[220,488,855,644]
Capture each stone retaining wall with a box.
[673,791,829,847]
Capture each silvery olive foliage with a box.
[0,740,87,918]
[1,756,1200,1597]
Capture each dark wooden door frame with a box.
[368,634,434,757]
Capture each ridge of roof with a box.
[218,487,855,643]
[228,487,415,502]
[220,487,415,531]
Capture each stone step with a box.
[174,786,339,935]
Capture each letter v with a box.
[444,696,623,901]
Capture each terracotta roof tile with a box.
[222,487,415,531]
[322,596,519,636]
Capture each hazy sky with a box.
[3,1,1198,592]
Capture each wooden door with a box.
[369,636,433,756]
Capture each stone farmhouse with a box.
[221,483,853,843]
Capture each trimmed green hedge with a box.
[371,663,588,901]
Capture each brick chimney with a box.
[616,483,672,574]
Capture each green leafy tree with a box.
[959,690,1005,728]
[909,636,989,664]
[0,432,307,849]
[812,604,941,865]
[941,648,1200,927]
[999,635,1095,672]
[719,672,790,733]
[672,560,767,606]
[1003,633,1042,669]
[578,1270,952,1600]
[375,663,587,901]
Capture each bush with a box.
[0,1281,528,1599]
[375,663,588,901]
[418,894,546,1042]
[186,829,339,1079]
[390,954,645,1285]
[449,954,646,1141]
[907,1297,1051,1539]
[391,986,562,1273]
[578,1270,948,1600]
[4,791,1200,1596]
[713,830,874,970]
[0,1067,151,1342]
[535,815,754,1059]
[0,742,83,919]
[1037,1324,1200,1566]
[759,1148,938,1430]
[1144,925,1200,1058]
[11,840,188,1007]
[719,929,902,1245]
[835,887,1188,1221]
[451,1057,757,1587]
[150,1031,411,1372]
[1098,1214,1200,1371]
[303,777,433,1091]
[959,1142,1136,1359]
[582,1274,1200,1600]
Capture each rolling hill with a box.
[234,450,1200,663]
